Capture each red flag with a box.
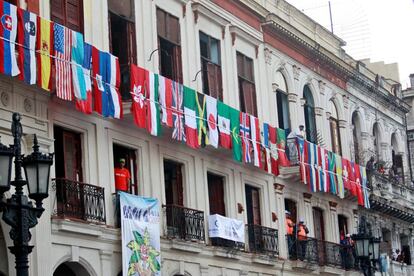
[159,75,173,127]
[342,158,351,192]
[354,164,364,206]
[130,64,147,129]
[250,115,262,168]
[268,125,279,176]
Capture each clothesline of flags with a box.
[0,0,370,208]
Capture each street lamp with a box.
[352,216,381,276]
[0,113,53,276]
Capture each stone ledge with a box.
[167,239,204,253]
[211,248,242,260]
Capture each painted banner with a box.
[208,214,245,243]
[120,192,161,276]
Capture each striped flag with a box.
[37,17,53,91]
[146,72,160,136]
[335,154,344,198]
[171,81,185,142]
[17,7,37,84]
[54,23,72,100]
[0,1,19,76]
[71,30,86,100]
[360,166,370,208]
[240,112,251,163]
[250,115,261,168]
[297,137,306,184]
[75,43,92,114]
[106,53,122,119]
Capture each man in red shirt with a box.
[114,158,131,192]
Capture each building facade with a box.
[0,0,412,275]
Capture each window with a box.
[51,0,84,32]
[237,52,257,116]
[157,8,182,83]
[275,72,290,130]
[338,214,348,241]
[312,207,325,240]
[207,173,225,216]
[199,32,222,100]
[373,123,380,160]
[113,144,138,194]
[54,126,83,181]
[109,0,136,100]
[303,85,317,144]
[329,101,342,155]
[164,159,184,206]
[245,185,261,225]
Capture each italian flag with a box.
[183,86,198,149]
[217,101,231,149]
[147,72,161,136]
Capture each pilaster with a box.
[303,193,313,236]
[274,183,287,259]
[328,201,339,243]
[100,250,113,276]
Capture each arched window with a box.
[351,112,361,164]
[274,72,290,130]
[303,85,317,144]
[329,101,341,155]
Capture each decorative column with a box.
[303,193,313,237]
[339,119,350,159]
[99,250,113,276]
[328,201,339,243]
[289,64,301,129]
[381,142,389,162]
[274,183,287,259]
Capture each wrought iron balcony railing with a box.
[163,204,205,242]
[246,224,278,255]
[210,237,245,251]
[287,236,357,270]
[52,178,106,223]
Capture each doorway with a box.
[113,144,138,194]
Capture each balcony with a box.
[287,236,356,270]
[52,178,106,224]
[246,224,278,255]
[163,204,205,242]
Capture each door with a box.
[246,185,261,225]
[207,173,225,216]
[164,160,184,206]
[113,144,138,194]
[313,207,325,264]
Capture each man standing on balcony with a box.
[285,211,295,257]
[114,158,131,227]
[296,219,309,261]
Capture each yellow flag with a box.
[37,18,53,91]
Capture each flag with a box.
[17,7,36,84]
[335,154,344,198]
[105,52,122,119]
[240,112,251,163]
[354,164,364,206]
[320,147,329,192]
[37,17,53,90]
[92,47,109,116]
[0,1,19,76]
[328,151,337,194]
[196,92,208,147]
[268,125,279,176]
[262,123,269,148]
[250,115,261,168]
[206,95,218,148]
[360,166,370,208]
[318,146,325,192]
[277,128,290,166]
[349,161,357,196]
[146,72,160,136]
[158,75,173,127]
[264,148,272,174]
[171,81,185,142]
[297,137,306,184]
[217,101,231,149]
[75,43,92,114]
[130,64,147,128]
[230,107,241,162]
[71,30,86,100]
[183,86,198,149]
[307,141,318,192]
[342,158,351,192]
[54,23,72,100]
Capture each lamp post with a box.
[0,113,53,276]
[352,216,381,276]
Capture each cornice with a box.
[191,2,230,27]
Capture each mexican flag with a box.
[217,101,231,149]
[183,86,198,149]
[229,107,241,162]
[147,72,161,136]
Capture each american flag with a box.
[172,81,186,142]
[54,23,72,101]
[240,112,251,163]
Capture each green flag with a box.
[229,106,241,162]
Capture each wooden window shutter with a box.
[251,189,261,225]
[207,63,223,100]
[172,46,183,84]
[127,21,137,65]
[156,8,166,38]
[242,81,255,115]
[176,163,184,206]
[66,0,83,32]
[51,0,65,25]
[208,175,225,216]
[167,15,180,45]
[63,131,82,182]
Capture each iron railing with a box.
[287,236,356,270]
[210,237,245,251]
[163,204,205,242]
[246,224,278,255]
[53,178,106,223]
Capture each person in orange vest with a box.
[296,219,309,260]
[285,210,295,256]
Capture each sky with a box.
[286,0,414,88]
